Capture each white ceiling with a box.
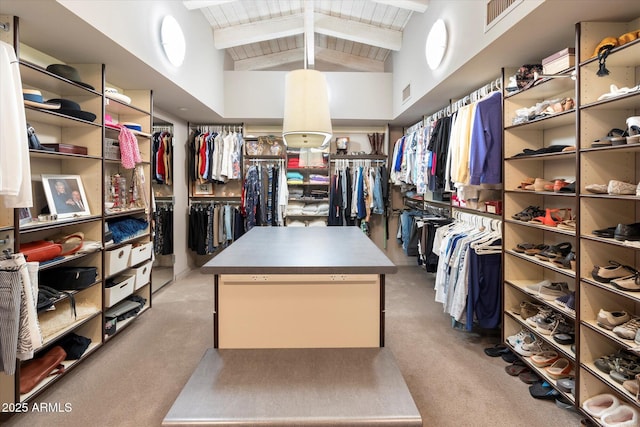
[186,0,425,72]
[1,0,640,126]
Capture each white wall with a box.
[224,71,393,121]
[152,108,190,280]
[58,0,226,116]
[391,0,544,117]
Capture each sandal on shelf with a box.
[553,251,576,269]
[512,206,545,222]
[517,177,535,190]
[514,242,536,253]
[529,208,563,227]
[592,128,628,147]
[524,244,549,256]
[535,242,572,261]
[557,220,576,231]
[627,125,640,144]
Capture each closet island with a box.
[202,226,397,348]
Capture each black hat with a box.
[46,64,95,90]
[47,98,97,122]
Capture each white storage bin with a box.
[128,260,152,290]
[104,274,135,307]
[129,241,153,266]
[105,244,132,277]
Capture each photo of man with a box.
[50,180,75,214]
[44,175,91,217]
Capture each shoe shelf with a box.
[104,304,150,342]
[504,318,576,403]
[504,310,576,361]
[506,249,577,278]
[576,17,640,415]
[505,280,576,320]
[505,151,576,162]
[505,218,576,237]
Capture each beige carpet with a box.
[5,266,583,426]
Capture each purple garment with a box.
[469,91,502,185]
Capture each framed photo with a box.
[193,182,214,196]
[42,174,91,218]
[18,207,33,226]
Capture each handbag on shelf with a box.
[39,266,98,290]
[20,240,63,263]
[19,346,67,394]
[51,232,85,256]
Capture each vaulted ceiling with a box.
[184,0,428,72]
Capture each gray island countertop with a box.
[201,227,397,275]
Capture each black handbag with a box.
[39,266,98,290]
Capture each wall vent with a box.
[486,0,522,31]
[402,84,411,102]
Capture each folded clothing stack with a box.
[286,201,305,215]
[309,174,330,183]
[287,171,304,184]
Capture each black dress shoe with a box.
[614,222,640,241]
[593,226,616,238]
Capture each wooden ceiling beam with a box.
[315,13,402,51]
[183,0,237,10]
[234,48,304,71]
[214,11,403,52]
[315,48,385,72]
[371,0,429,13]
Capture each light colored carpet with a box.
[5,266,583,426]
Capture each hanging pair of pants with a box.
[0,264,22,375]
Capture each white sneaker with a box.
[525,279,550,294]
[514,336,544,356]
[527,307,553,328]
[507,329,532,347]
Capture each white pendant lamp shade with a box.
[282,69,332,148]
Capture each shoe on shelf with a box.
[622,373,640,400]
[582,393,620,418]
[611,273,640,292]
[553,332,575,345]
[545,358,574,379]
[520,301,540,320]
[536,242,572,261]
[585,183,609,194]
[614,222,640,241]
[538,282,570,301]
[600,404,639,427]
[536,313,562,335]
[608,180,638,195]
[592,226,617,238]
[525,279,550,294]
[592,261,637,283]
[530,350,559,368]
[526,307,553,328]
[612,317,640,340]
[557,378,575,394]
[506,329,533,347]
[514,336,544,357]
[597,309,632,330]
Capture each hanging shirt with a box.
[0,41,32,207]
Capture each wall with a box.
[152,108,191,280]
[391,0,544,118]
[224,71,393,122]
[58,0,226,117]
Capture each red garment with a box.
[199,132,209,178]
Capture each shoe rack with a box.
[575,18,640,424]
[501,56,579,404]
[0,15,152,416]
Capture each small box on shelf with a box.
[105,274,135,307]
[127,259,152,290]
[542,48,575,75]
[104,138,120,160]
[105,244,132,276]
[485,200,503,215]
[129,241,152,266]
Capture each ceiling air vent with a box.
[402,84,411,103]
[486,0,522,31]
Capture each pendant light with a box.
[282,1,332,148]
